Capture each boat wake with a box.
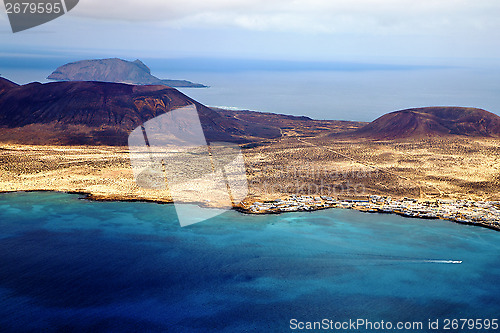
[422,260,462,264]
[390,259,463,264]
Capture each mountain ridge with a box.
[0,78,251,145]
[0,77,19,94]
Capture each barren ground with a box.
[1,127,499,205]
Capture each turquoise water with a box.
[0,192,499,332]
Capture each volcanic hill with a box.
[346,107,500,139]
[0,78,280,146]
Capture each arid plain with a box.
[1,111,499,207]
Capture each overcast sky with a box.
[1,0,500,63]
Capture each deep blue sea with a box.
[175,66,500,121]
[0,192,499,332]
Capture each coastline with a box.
[238,195,500,232]
[2,189,499,232]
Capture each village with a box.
[241,195,500,231]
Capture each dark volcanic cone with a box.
[341,107,500,140]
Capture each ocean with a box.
[2,57,500,121]
[0,192,499,332]
[176,66,500,121]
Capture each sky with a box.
[1,0,500,63]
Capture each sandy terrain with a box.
[244,130,500,202]
[1,130,499,207]
[0,145,168,203]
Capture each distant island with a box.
[47,58,207,88]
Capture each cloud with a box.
[72,0,500,35]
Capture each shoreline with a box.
[1,190,499,232]
[238,195,500,232]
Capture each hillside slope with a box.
[347,107,500,139]
[0,78,246,145]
